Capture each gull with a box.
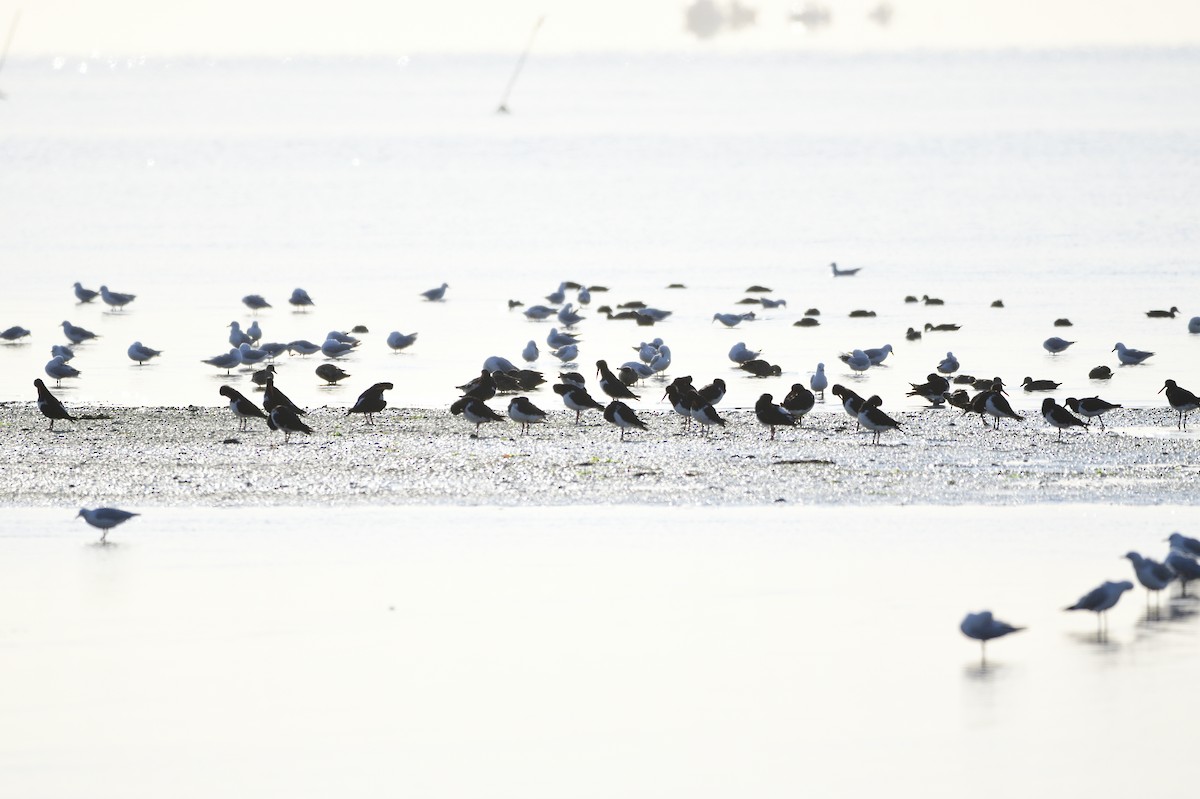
[637,308,673,321]
[557,303,585,327]
[386,331,418,352]
[242,294,271,311]
[558,372,586,389]
[728,342,760,364]
[781,383,815,425]
[577,287,591,305]
[1159,380,1199,430]
[830,262,860,276]
[523,305,558,321]
[51,344,75,362]
[219,385,268,431]
[522,340,539,362]
[1167,532,1200,558]
[507,396,548,434]
[127,341,162,366]
[238,343,270,366]
[810,362,828,399]
[554,383,604,424]
[34,378,75,430]
[1065,396,1121,430]
[320,338,355,359]
[315,363,349,384]
[99,285,135,311]
[483,356,517,373]
[288,339,321,356]
[1166,552,1200,597]
[649,345,671,374]
[1145,306,1179,318]
[202,348,243,374]
[844,349,871,374]
[858,396,901,445]
[1066,580,1134,636]
[636,341,659,364]
[347,382,393,425]
[1112,342,1153,365]
[228,321,252,347]
[326,331,359,345]
[755,393,796,440]
[546,328,579,349]
[288,288,315,310]
[450,396,505,435]
[269,405,313,443]
[1,325,30,341]
[1043,336,1074,354]
[61,321,98,344]
[936,352,959,375]
[545,282,567,304]
[960,611,1024,663]
[1041,398,1087,441]
[603,400,647,440]
[246,321,263,344]
[77,507,139,544]
[686,394,726,434]
[73,282,99,303]
[864,344,893,365]
[421,282,449,302]
[45,355,80,386]
[907,373,950,406]
[1125,551,1174,614]
[712,312,745,328]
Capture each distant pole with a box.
[0,10,21,100]
[496,15,544,115]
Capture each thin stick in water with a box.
[496,15,544,115]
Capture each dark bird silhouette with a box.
[1065,396,1121,430]
[553,383,605,424]
[755,393,796,440]
[269,405,313,443]
[781,383,815,425]
[1041,398,1087,441]
[219,385,267,431]
[596,360,640,400]
[347,382,393,425]
[263,378,305,416]
[450,396,506,434]
[34,378,75,431]
[603,400,647,440]
[1160,380,1199,430]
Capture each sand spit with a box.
[1,403,1197,506]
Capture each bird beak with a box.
[1157,385,1166,394]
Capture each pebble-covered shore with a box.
[3,402,1198,506]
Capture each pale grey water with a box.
[1,50,1198,412]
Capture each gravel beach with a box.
[3,402,1197,506]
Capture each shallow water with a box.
[1,504,1196,797]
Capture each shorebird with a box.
[972,380,1022,430]
[73,282,99,303]
[347,382,393,425]
[77,507,139,544]
[1066,580,1134,637]
[288,287,315,310]
[1159,380,1199,429]
[245,321,262,344]
[33,378,75,430]
[907,373,950,406]
[228,321,252,347]
[61,321,98,344]
[781,383,815,425]
[263,378,305,417]
[421,282,449,301]
[545,282,567,305]
[728,342,761,364]
[1065,396,1121,430]
[269,404,313,443]
[127,341,162,366]
[546,328,579,350]
[603,400,647,440]
[960,611,1024,664]
[755,393,795,440]
[843,349,871,374]
[1041,398,1087,441]
[686,394,725,434]
[858,396,901,445]
[288,340,321,356]
[830,262,860,276]
[698,378,726,406]
[315,363,349,385]
[712,312,746,328]
[1043,337,1074,354]
[1,325,30,341]
[450,396,506,434]
[99,285,136,311]
[219,385,268,431]
[557,303,585,327]
[1112,342,1153,365]
[864,344,893,365]
[554,383,604,424]
[203,348,242,374]
[740,359,781,377]
[523,305,558,321]
[596,360,639,400]
[507,396,547,434]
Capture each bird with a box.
[315,363,350,385]
[858,396,901,445]
[664,383,698,432]
[1,325,30,341]
[557,303,585,327]
[1022,377,1061,392]
[385,331,417,352]
[1041,398,1087,441]
[242,294,271,311]
[554,383,604,424]
[558,372,586,389]
[847,310,876,318]
[459,369,497,401]
[288,339,321,356]
[728,342,761,364]
[960,611,1024,663]
[864,344,893,365]
[1159,380,1199,429]
[740,359,781,377]
[1145,306,1179,318]
[1189,317,1200,334]
[648,346,671,374]
[421,282,449,302]
[507,397,548,434]
[905,327,922,341]
[755,393,796,440]
[263,378,305,417]
[1066,580,1134,636]
[126,341,162,365]
[686,393,726,434]
[73,282,99,303]
[45,355,80,386]
[974,381,1022,429]
[1166,552,1200,597]
[794,317,820,328]
[925,323,961,332]
[596,360,639,400]
[936,352,959,375]
[228,321,253,347]
[577,287,591,305]
[1043,337,1074,354]
[33,378,75,431]
[251,364,277,388]
[830,262,860,276]
[907,373,950,406]
[269,404,314,443]
[810,362,828,399]
[1065,397,1121,430]
[320,338,356,359]
[51,344,75,362]
[521,340,539,362]
[698,378,726,406]
[61,321,98,344]
[451,396,505,435]
[843,350,871,374]
[99,285,136,311]
[77,507,139,544]
[712,312,746,328]
[219,385,268,431]
[552,344,579,363]
[831,384,865,425]
[523,305,558,321]
[288,288,315,310]
[1167,532,1200,559]
[202,348,243,374]
[1112,342,1153,365]
[1054,318,1073,327]
[347,382,393,424]
[781,383,815,425]
[603,400,647,440]
[759,297,787,309]
[1088,365,1113,380]
[1125,551,1174,613]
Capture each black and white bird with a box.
[219,385,268,431]
[1041,398,1087,441]
[686,393,725,434]
[77,507,139,544]
[829,262,860,276]
[603,400,648,440]
[906,373,951,406]
[781,383,815,425]
[347,382,393,425]
[755,393,795,440]
[263,378,305,417]
[858,396,901,445]
[1065,396,1121,430]
[1159,380,1199,430]
[34,378,75,431]
[960,611,1024,664]
[269,404,314,443]
[596,360,639,401]
[99,285,136,311]
[972,380,1022,430]
[1112,341,1153,365]
[450,396,505,434]
[830,384,865,425]
[507,397,548,434]
[387,331,418,352]
[554,383,604,424]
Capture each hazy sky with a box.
[6,0,1199,56]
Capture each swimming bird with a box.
[1066,580,1134,636]
[1112,342,1153,365]
[810,362,828,399]
[712,312,746,328]
[1,325,30,341]
[45,355,80,386]
[1088,365,1113,380]
[1125,551,1174,613]
[596,360,639,400]
[421,282,449,302]
[61,321,98,344]
[1065,396,1121,430]
[288,288,315,310]
[603,400,647,440]
[507,396,547,434]
[99,285,135,311]
[1043,337,1074,354]
[781,383,815,425]
[960,611,1024,663]
[73,282,99,303]
[33,378,75,430]
[830,262,860,276]
[386,331,418,352]
[269,404,313,443]
[242,294,271,311]
[905,327,922,341]
[1166,552,1200,597]
[858,396,901,445]
[847,310,876,318]
[288,340,321,356]
[740,359,781,377]
[755,393,796,440]
[263,378,305,417]
[347,382,393,425]
[1159,380,1199,429]
[794,318,820,327]
[127,341,162,365]
[313,364,349,385]
[1041,398,1087,441]
[219,385,268,431]
[557,303,585,327]
[1022,377,1061,392]
[728,342,760,364]
[202,348,243,374]
[1145,306,1179,318]
[907,373,950,406]
[554,383,604,424]
[686,394,726,434]
[925,323,961,332]
[936,352,959,375]
[77,507,139,544]
[521,340,539,362]
[523,305,558,321]
[973,381,1022,430]
[843,349,871,374]
[450,396,506,434]
[1189,317,1200,334]
[759,297,787,309]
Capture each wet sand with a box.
[2,402,1197,506]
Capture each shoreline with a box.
[3,403,1197,507]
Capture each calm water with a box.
[1,50,1198,413]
